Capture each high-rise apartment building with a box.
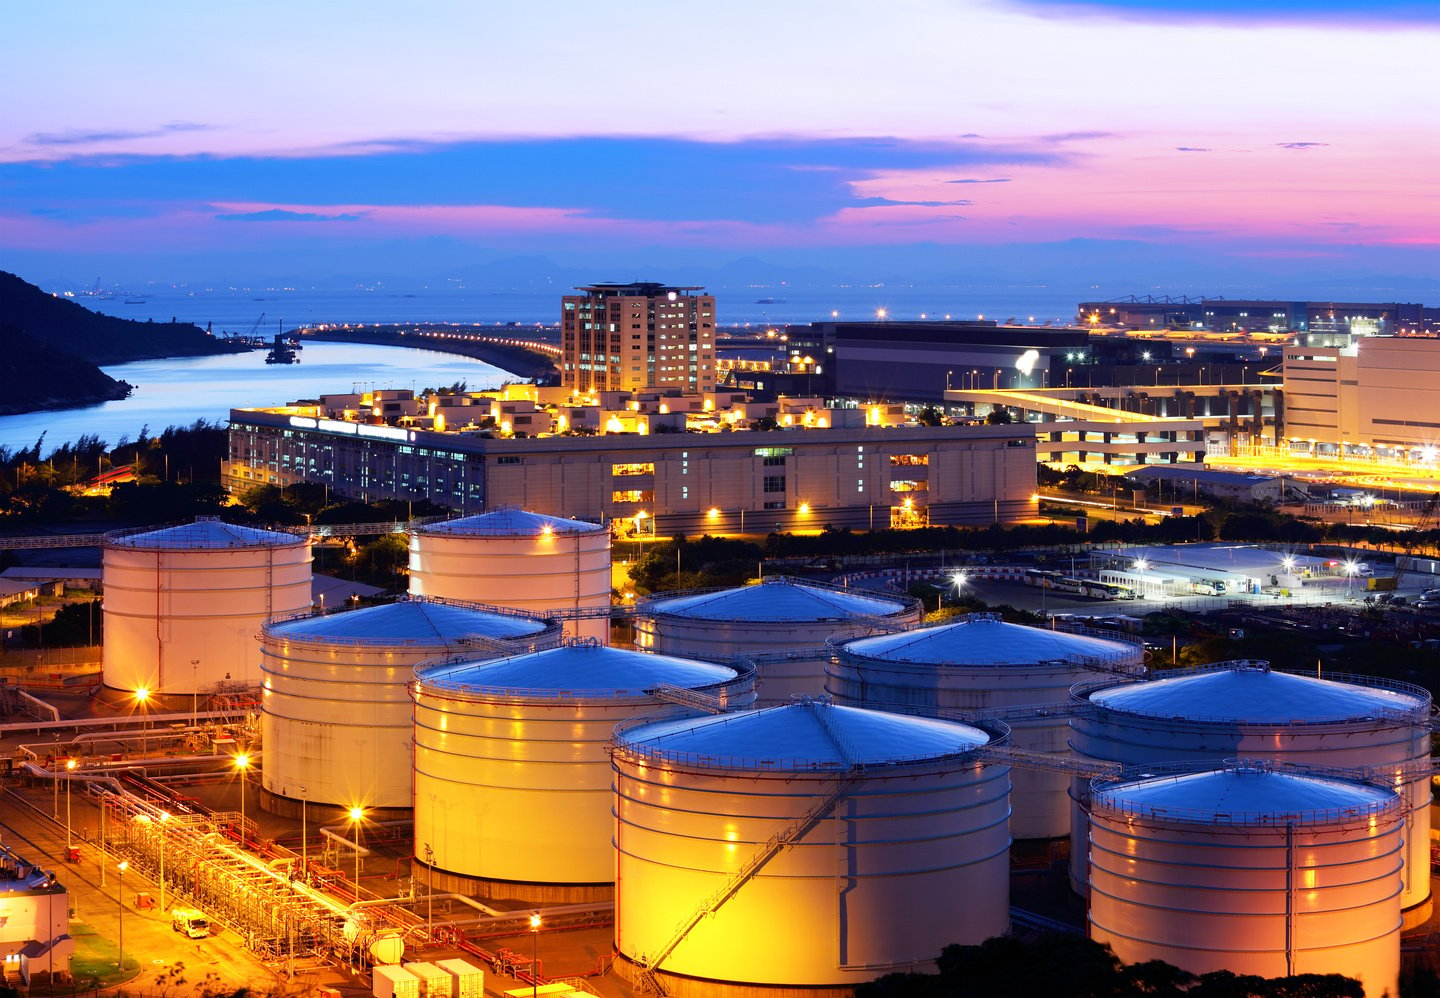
[561,282,716,392]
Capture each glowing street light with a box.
[349,806,366,891]
[234,753,251,844]
[1135,558,1150,573]
[530,911,542,998]
[117,859,129,974]
[65,759,76,848]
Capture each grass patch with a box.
[66,921,139,989]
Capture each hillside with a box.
[0,326,133,416]
[0,270,244,365]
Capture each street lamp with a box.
[157,811,169,911]
[65,758,76,847]
[234,753,250,844]
[117,859,128,974]
[300,786,308,878]
[349,806,365,892]
[134,687,150,733]
[530,911,542,998]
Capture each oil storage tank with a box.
[828,612,1143,839]
[259,596,560,819]
[611,700,1012,993]
[411,641,755,902]
[1085,763,1403,998]
[409,510,610,642]
[1069,662,1432,911]
[103,517,312,694]
[634,577,920,702]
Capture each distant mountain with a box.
[0,326,132,416]
[0,269,243,365]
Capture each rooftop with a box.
[840,613,1140,667]
[415,642,742,699]
[641,576,911,623]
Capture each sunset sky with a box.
[4,0,1437,288]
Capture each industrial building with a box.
[1283,335,1440,462]
[0,843,70,985]
[1076,294,1433,339]
[561,282,717,393]
[225,393,1039,532]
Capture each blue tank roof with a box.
[416,510,604,537]
[1091,663,1429,724]
[616,700,990,770]
[108,518,303,550]
[644,576,909,622]
[842,614,1137,666]
[417,643,739,697]
[267,598,548,644]
[1092,764,1397,824]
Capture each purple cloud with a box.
[26,123,213,147]
[1278,141,1329,149]
[216,208,364,222]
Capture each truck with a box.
[171,909,210,938]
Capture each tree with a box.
[983,407,1015,425]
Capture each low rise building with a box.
[225,388,1038,532]
[0,843,70,985]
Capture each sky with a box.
[3,0,1438,291]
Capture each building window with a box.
[753,447,793,458]
[611,462,655,476]
[763,476,786,493]
[612,489,654,503]
[763,500,785,510]
[497,456,522,465]
[890,454,929,466]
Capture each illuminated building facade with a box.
[1077,296,1433,338]
[224,394,1037,532]
[562,282,717,393]
[1282,336,1440,461]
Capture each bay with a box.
[0,341,516,455]
[66,284,1097,332]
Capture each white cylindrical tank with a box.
[635,577,921,702]
[828,612,1143,839]
[409,510,611,643]
[103,517,312,694]
[260,596,561,816]
[1085,763,1403,998]
[411,642,756,902]
[612,700,1012,991]
[1069,662,1433,910]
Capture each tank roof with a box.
[266,597,549,644]
[615,700,989,771]
[1089,663,1430,724]
[643,576,909,622]
[416,642,739,698]
[1091,764,1398,826]
[107,518,304,550]
[415,509,604,537]
[841,613,1137,666]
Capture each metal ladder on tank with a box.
[633,701,861,996]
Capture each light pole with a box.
[134,687,150,735]
[157,811,169,911]
[424,843,435,938]
[300,786,308,877]
[191,660,199,725]
[234,753,250,845]
[117,859,128,974]
[65,758,76,847]
[530,911,542,998]
[349,806,365,893]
